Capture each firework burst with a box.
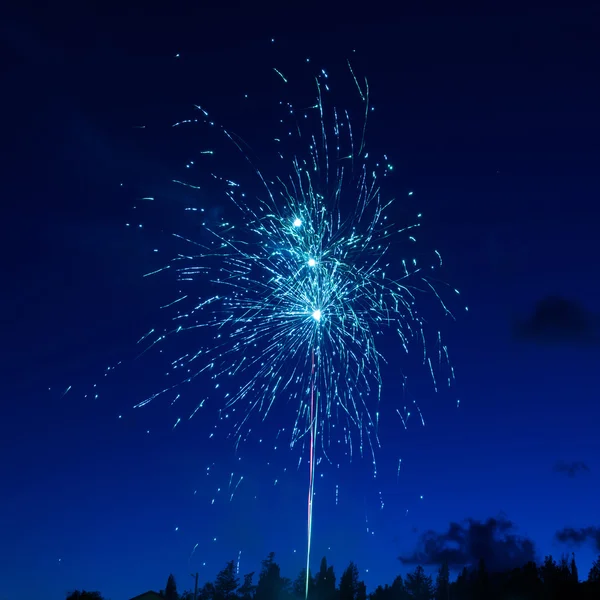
[130,59,459,591]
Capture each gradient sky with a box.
[2,9,600,600]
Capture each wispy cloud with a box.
[513,296,598,345]
[399,516,536,572]
[553,461,591,478]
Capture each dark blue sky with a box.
[1,9,600,600]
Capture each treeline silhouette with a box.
[67,551,600,600]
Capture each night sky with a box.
[2,8,600,600]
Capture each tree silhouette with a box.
[370,583,392,600]
[62,548,600,600]
[255,552,289,600]
[293,569,315,600]
[239,571,256,600]
[504,561,542,600]
[452,567,469,600]
[538,553,582,600]
[339,562,360,600]
[570,553,579,583]
[584,555,600,600]
[66,592,104,600]
[404,565,433,600]
[540,554,562,599]
[589,556,600,583]
[314,557,336,600]
[390,575,408,600]
[214,560,239,600]
[199,582,216,600]
[165,574,179,600]
[473,558,489,600]
[356,580,367,600]
[434,561,449,600]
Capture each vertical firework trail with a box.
[307,348,317,598]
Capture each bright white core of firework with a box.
[293,218,302,227]
[307,258,316,267]
[312,309,322,322]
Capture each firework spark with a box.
[132,60,459,593]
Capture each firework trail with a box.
[133,59,459,594]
